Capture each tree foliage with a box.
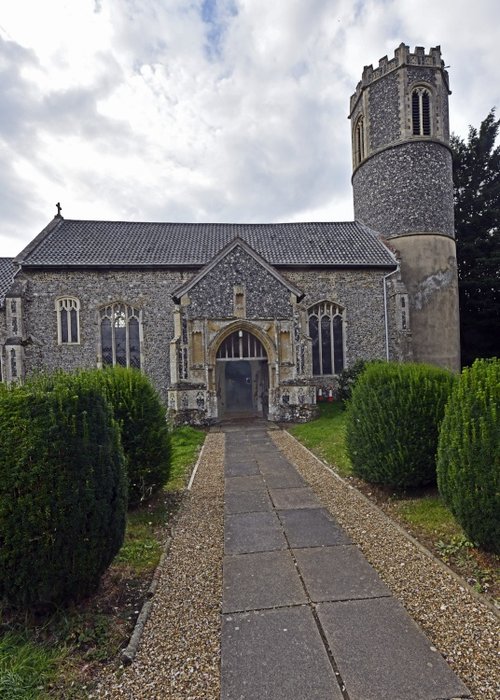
[451,109,500,365]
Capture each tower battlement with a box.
[350,44,447,113]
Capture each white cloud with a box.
[0,0,498,256]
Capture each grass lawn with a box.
[0,425,206,700]
[288,401,352,477]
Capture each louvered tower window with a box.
[412,88,431,136]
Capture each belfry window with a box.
[56,297,80,344]
[412,87,431,136]
[99,303,141,369]
[308,302,344,375]
[354,115,365,166]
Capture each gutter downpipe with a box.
[383,264,400,361]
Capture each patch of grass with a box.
[115,426,205,574]
[0,632,59,700]
[288,402,352,476]
[392,495,462,541]
[167,426,206,491]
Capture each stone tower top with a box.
[349,43,450,115]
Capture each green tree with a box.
[451,109,500,366]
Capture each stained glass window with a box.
[308,302,344,376]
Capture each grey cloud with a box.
[0,38,40,145]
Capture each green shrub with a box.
[0,374,127,609]
[84,367,171,507]
[337,359,382,403]
[346,362,455,489]
[437,358,500,552]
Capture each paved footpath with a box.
[220,422,471,700]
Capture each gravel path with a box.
[271,429,500,700]
[91,426,498,699]
[92,432,225,699]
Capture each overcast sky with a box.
[1,0,499,256]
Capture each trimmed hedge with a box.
[337,359,383,403]
[346,362,455,489]
[0,374,127,609]
[84,367,171,507]
[437,358,500,553]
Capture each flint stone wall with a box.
[284,268,389,365]
[184,247,294,319]
[17,268,189,403]
[352,141,454,238]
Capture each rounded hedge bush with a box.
[437,358,499,553]
[337,359,383,403]
[84,367,171,507]
[0,374,127,609]
[346,361,455,489]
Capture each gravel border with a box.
[271,429,499,700]
[92,432,225,699]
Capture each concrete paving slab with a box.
[225,475,267,493]
[222,550,307,612]
[257,456,295,473]
[224,460,260,477]
[225,451,256,463]
[317,597,471,700]
[263,471,307,488]
[250,446,276,454]
[269,486,320,509]
[221,606,343,700]
[278,508,351,548]
[224,489,273,514]
[225,511,287,554]
[294,545,391,602]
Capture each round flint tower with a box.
[350,43,460,370]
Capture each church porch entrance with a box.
[216,330,269,419]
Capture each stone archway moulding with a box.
[208,320,277,366]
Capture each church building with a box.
[0,44,460,425]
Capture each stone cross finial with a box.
[56,202,62,216]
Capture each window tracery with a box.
[308,302,344,375]
[99,302,141,369]
[56,297,80,344]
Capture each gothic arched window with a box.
[308,302,344,375]
[99,302,142,369]
[56,297,80,344]
[354,115,365,166]
[412,87,431,136]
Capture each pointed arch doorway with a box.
[216,329,269,418]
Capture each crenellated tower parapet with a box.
[349,44,452,174]
[350,44,448,114]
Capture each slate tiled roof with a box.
[15,218,396,268]
[0,258,17,307]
